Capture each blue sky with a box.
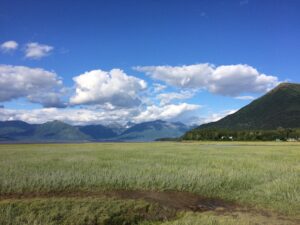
[0,0,299,125]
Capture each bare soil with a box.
[0,190,236,212]
[1,190,299,225]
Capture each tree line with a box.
[182,127,300,141]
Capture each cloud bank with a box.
[0,103,200,125]
[0,62,281,125]
[133,103,200,123]
[135,64,279,96]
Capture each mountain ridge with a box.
[114,120,190,141]
[0,120,191,142]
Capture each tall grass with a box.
[0,197,175,225]
[0,142,299,216]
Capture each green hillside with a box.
[77,124,118,140]
[0,121,35,141]
[182,83,300,141]
[199,83,300,130]
[33,120,89,141]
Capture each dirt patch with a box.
[105,190,236,212]
[0,190,236,212]
[1,190,299,224]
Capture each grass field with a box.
[0,142,299,224]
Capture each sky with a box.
[0,0,299,125]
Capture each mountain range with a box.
[2,83,299,143]
[0,120,191,142]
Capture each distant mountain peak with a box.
[125,121,136,128]
[116,120,191,141]
[47,120,67,124]
[277,82,297,88]
[267,82,300,95]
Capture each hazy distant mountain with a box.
[106,122,127,135]
[0,120,35,141]
[0,120,190,142]
[0,120,87,142]
[34,120,89,141]
[115,120,191,141]
[124,121,136,129]
[196,83,300,130]
[77,124,118,140]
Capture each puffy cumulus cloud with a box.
[24,42,53,59]
[135,64,279,96]
[157,91,195,105]
[135,64,213,89]
[0,65,64,107]
[1,40,18,52]
[132,103,201,123]
[208,65,278,96]
[70,69,147,108]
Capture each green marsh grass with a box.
[0,142,299,222]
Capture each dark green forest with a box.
[182,128,300,141]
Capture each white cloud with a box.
[208,65,278,96]
[24,42,53,59]
[0,102,200,125]
[132,103,201,123]
[157,91,195,105]
[135,64,279,96]
[70,69,147,108]
[135,64,213,89]
[0,40,18,52]
[0,107,135,125]
[234,95,255,100]
[0,65,64,107]
[153,83,167,93]
[0,62,279,125]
